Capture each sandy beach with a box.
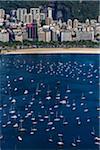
[1,48,100,54]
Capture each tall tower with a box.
[16,8,27,22]
[0,9,5,19]
[47,7,52,19]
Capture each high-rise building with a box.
[30,8,40,25]
[61,30,72,41]
[50,27,58,41]
[45,30,51,42]
[98,16,100,23]
[16,8,27,22]
[24,13,33,24]
[26,21,38,41]
[13,28,28,42]
[38,28,45,42]
[67,19,72,29]
[46,17,52,25]
[47,7,52,19]
[0,9,5,19]
[73,19,79,29]
[38,26,51,42]
[0,29,9,42]
[85,19,90,26]
[76,31,94,41]
[40,13,46,21]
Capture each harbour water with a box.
[0,54,99,150]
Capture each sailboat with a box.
[54,111,60,122]
[44,111,49,119]
[59,111,64,119]
[9,104,16,114]
[81,92,85,100]
[0,123,3,140]
[36,83,41,95]
[77,119,81,125]
[63,117,68,125]
[7,115,11,125]
[48,134,53,142]
[57,136,64,146]
[18,120,26,132]
[66,85,71,93]
[91,127,95,135]
[47,115,53,125]
[72,138,76,147]
[76,136,81,143]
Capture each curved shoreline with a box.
[1,48,100,54]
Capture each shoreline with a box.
[1,48,100,54]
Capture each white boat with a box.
[91,127,95,135]
[18,136,22,141]
[13,123,18,128]
[51,126,55,130]
[76,136,81,143]
[60,100,67,105]
[46,95,51,100]
[48,116,53,125]
[57,137,64,146]
[48,135,53,142]
[18,121,26,132]
[0,134,3,140]
[72,138,76,147]
[84,108,88,112]
[63,118,68,125]
[72,107,76,111]
[77,119,81,125]
[24,90,28,95]
[11,99,16,103]
[59,111,64,118]
[31,128,37,132]
[0,126,3,140]
[58,133,63,137]
[36,83,41,95]
[81,93,85,100]
[44,112,49,119]
[54,112,60,122]
[66,85,71,93]
[30,131,34,135]
[94,136,100,141]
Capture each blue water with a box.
[0,54,99,150]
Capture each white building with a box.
[13,28,28,42]
[73,19,79,30]
[0,30,9,42]
[67,19,72,29]
[24,13,33,24]
[85,19,90,26]
[61,30,72,41]
[40,13,46,21]
[98,16,100,23]
[50,27,58,41]
[47,7,52,19]
[0,9,5,19]
[45,31,51,42]
[76,31,94,41]
[30,8,40,25]
[16,8,27,22]
[38,27,51,42]
[0,18,4,26]
[38,28,45,42]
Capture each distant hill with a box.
[0,1,99,21]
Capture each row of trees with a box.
[0,40,99,51]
